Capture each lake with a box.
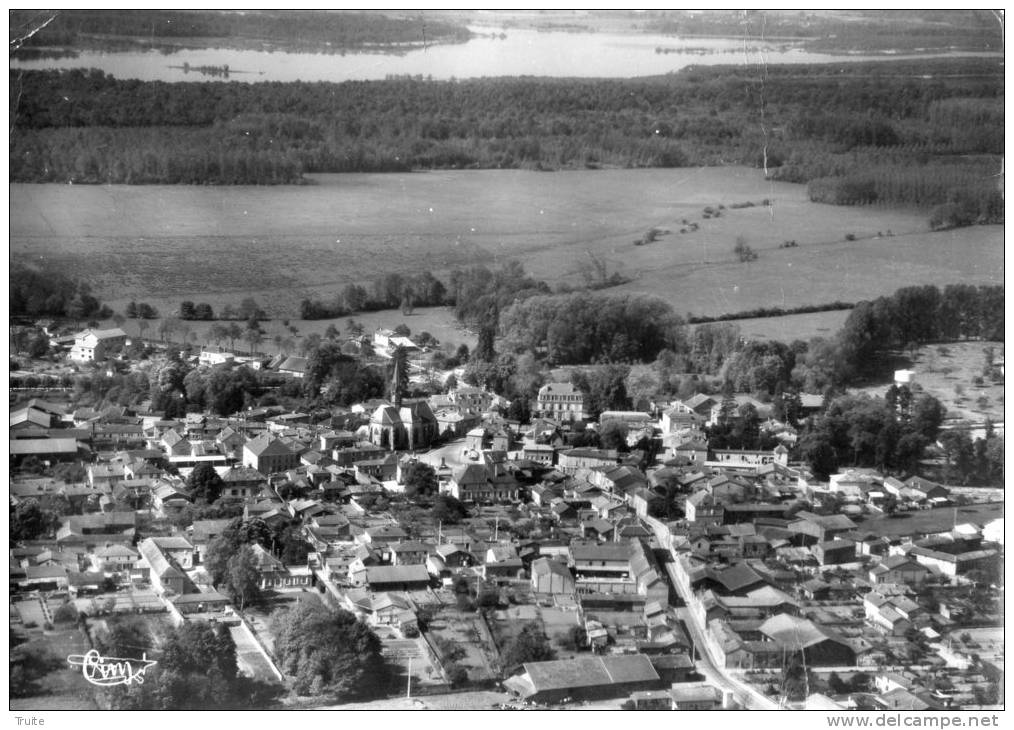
[8,26,1001,83]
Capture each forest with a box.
[9,9,470,53]
[9,58,1003,226]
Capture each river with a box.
[8,26,1000,83]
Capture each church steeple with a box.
[392,353,403,409]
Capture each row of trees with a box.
[838,284,1004,381]
[12,9,470,52]
[299,270,449,319]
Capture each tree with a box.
[599,420,629,452]
[402,461,438,500]
[10,499,59,540]
[501,623,555,673]
[432,494,468,524]
[445,661,469,687]
[180,301,197,320]
[734,235,758,262]
[187,462,224,503]
[226,545,263,610]
[272,599,390,701]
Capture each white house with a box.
[69,328,128,362]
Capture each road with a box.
[644,516,779,710]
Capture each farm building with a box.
[531,557,575,595]
[503,654,662,704]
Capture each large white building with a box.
[536,382,586,422]
[69,328,127,362]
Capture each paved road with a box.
[644,516,779,710]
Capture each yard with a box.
[424,593,500,683]
[10,622,101,711]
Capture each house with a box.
[90,544,139,573]
[242,435,299,475]
[137,538,187,595]
[189,519,232,563]
[198,347,235,366]
[536,382,586,423]
[503,654,661,704]
[668,683,725,711]
[218,465,267,499]
[449,462,520,503]
[709,447,789,469]
[671,439,708,464]
[148,536,194,569]
[9,438,81,466]
[391,540,432,566]
[789,512,857,545]
[685,491,723,525]
[868,555,931,586]
[361,564,431,591]
[811,539,857,566]
[277,356,309,379]
[434,408,481,439]
[249,543,311,589]
[531,557,575,595]
[557,448,620,475]
[152,481,192,512]
[172,590,231,615]
[69,328,127,362]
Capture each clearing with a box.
[11,167,1002,323]
[850,341,1004,425]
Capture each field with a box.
[850,340,1004,424]
[856,502,1003,539]
[714,309,851,342]
[11,167,1003,330]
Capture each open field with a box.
[856,502,1003,539]
[713,309,851,342]
[12,167,1003,324]
[850,341,1004,424]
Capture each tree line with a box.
[11,9,470,53]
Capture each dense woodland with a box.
[10,9,470,53]
[10,58,1003,226]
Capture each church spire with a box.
[392,351,403,409]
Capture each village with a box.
[9,322,1005,711]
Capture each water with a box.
[9,26,998,83]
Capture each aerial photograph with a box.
[7,9,1004,715]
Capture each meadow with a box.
[11,166,1003,332]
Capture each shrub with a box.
[445,661,469,687]
[53,602,79,624]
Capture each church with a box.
[368,354,437,451]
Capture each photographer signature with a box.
[67,649,157,686]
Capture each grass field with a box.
[856,502,1003,539]
[850,341,1004,424]
[11,166,1003,325]
[713,309,851,342]
[10,623,101,711]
